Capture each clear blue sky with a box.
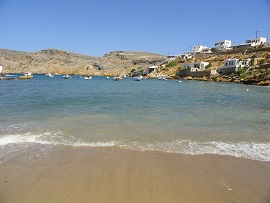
[0,0,269,56]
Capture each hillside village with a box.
[0,36,270,85]
[150,36,270,86]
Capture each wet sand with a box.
[0,147,270,203]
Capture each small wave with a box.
[1,133,269,162]
[120,140,270,162]
[0,132,117,147]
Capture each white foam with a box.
[1,133,269,162]
[72,141,117,147]
[0,132,117,148]
[120,140,270,162]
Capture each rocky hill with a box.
[0,49,166,76]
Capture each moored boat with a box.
[46,73,54,77]
[63,74,71,79]
[156,75,166,80]
[113,76,122,81]
[19,72,33,79]
[134,75,143,81]
[84,76,92,80]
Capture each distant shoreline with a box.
[1,48,269,86]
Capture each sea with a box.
[0,74,270,162]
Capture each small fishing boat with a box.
[113,76,122,81]
[156,75,167,80]
[46,73,54,77]
[134,75,143,81]
[63,74,71,79]
[19,72,33,79]
[84,76,92,80]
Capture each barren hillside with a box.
[0,49,166,76]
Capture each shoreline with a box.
[1,73,270,86]
[0,146,269,203]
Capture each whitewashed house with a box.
[232,37,267,51]
[232,43,252,51]
[0,66,2,74]
[166,55,177,61]
[177,61,210,77]
[246,37,266,46]
[179,52,193,61]
[263,42,270,49]
[214,40,232,50]
[191,45,211,53]
[147,65,158,73]
[181,62,209,72]
[200,47,212,54]
[217,58,251,75]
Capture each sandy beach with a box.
[0,147,269,203]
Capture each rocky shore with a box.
[171,50,270,86]
[175,64,270,86]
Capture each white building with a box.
[181,62,209,72]
[166,55,177,61]
[200,47,212,54]
[217,58,251,75]
[179,52,193,61]
[147,65,158,73]
[246,37,266,46]
[0,66,2,73]
[214,40,232,50]
[191,45,211,53]
[263,42,270,49]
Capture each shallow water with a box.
[0,75,270,162]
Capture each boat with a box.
[156,75,167,80]
[134,75,143,81]
[63,74,71,79]
[46,73,54,77]
[19,72,33,79]
[84,76,92,80]
[113,76,122,81]
[5,74,17,77]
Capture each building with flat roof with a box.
[214,40,232,51]
[246,37,266,46]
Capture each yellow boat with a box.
[19,73,33,79]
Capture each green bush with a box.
[165,61,177,68]
[258,59,265,64]
[239,72,249,79]
[236,68,247,77]
[205,63,212,69]
[180,66,187,70]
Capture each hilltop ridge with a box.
[0,48,166,76]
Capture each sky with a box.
[0,0,270,57]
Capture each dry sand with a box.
[0,146,269,203]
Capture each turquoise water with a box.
[0,75,270,161]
